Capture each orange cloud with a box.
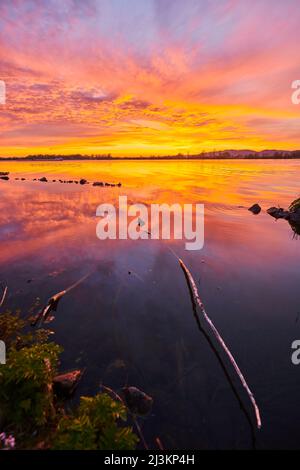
[1,0,300,156]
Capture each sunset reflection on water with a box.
[1,159,300,449]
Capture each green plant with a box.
[0,342,61,427]
[0,309,52,349]
[0,309,138,450]
[53,393,138,450]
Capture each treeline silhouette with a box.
[1,150,300,160]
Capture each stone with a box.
[289,212,300,224]
[122,386,153,416]
[289,197,300,214]
[53,369,83,397]
[267,207,290,219]
[248,203,261,215]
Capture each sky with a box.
[0,0,300,157]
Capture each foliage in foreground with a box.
[53,394,137,450]
[0,309,138,450]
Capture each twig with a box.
[100,384,149,449]
[179,258,261,430]
[132,416,149,450]
[31,272,92,327]
[0,286,8,309]
[100,384,124,404]
[155,437,164,450]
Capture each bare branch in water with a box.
[179,258,261,430]
[31,272,92,327]
[132,417,149,450]
[155,437,164,450]
[100,384,125,404]
[0,285,8,309]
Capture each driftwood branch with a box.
[155,437,164,450]
[179,258,261,430]
[0,286,8,309]
[31,272,92,327]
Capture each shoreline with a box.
[2,156,300,162]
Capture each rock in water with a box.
[289,198,300,223]
[289,212,300,224]
[39,177,48,182]
[93,181,104,186]
[289,197,300,214]
[0,172,9,176]
[122,386,153,416]
[53,369,83,397]
[79,179,87,185]
[248,204,261,215]
[288,198,300,234]
[267,207,290,219]
[266,197,300,234]
[0,176,9,181]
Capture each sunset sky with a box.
[0,0,300,157]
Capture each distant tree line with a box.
[1,150,300,160]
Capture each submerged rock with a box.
[267,207,290,219]
[79,179,87,185]
[122,386,153,416]
[53,369,83,397]
[93,181,104,187]
[0,176,9,181]
[39,177,48,182]
[248,203,261,215]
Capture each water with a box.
[0,159,300,449]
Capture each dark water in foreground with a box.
[0,159,300,449]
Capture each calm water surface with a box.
[0,159,300,449]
